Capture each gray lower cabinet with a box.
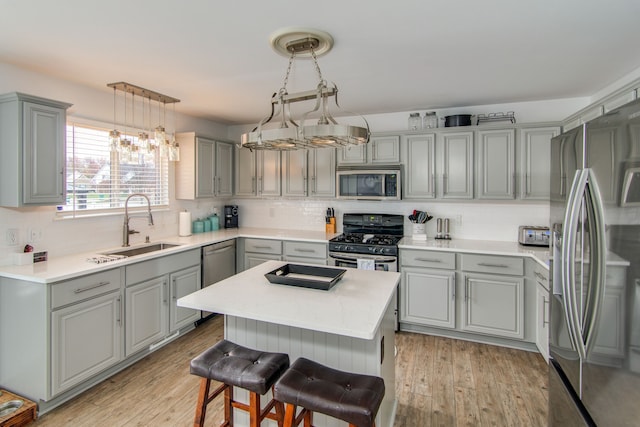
[0,92,72,207]
[283,241,327,265]
[533,264,550,362]
[51,269,123,396]
[401,267,456,329]
[462,272,524,340]
[124,249,201,356]
[242,238,282,270]
[400,248,533,348]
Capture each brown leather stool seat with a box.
[190,339,290,427]
[274,357,385,427]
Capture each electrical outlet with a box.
[454,215,463,226]
[6,228,19,246]
[28,228,42,242]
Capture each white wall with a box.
[0,62,231,264]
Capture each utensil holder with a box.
[412,223,427,240]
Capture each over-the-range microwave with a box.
[336,168,401,201]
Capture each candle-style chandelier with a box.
[241,28,370,151]
[107,82,181,162]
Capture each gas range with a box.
[329,233,401,256]
[328,213,404,257]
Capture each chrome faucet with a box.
[123,193,154,247]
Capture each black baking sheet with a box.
[264,264,346,291]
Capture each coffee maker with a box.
[224,205,238,228]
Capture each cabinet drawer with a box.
[244,238,282,255]
[126,249,200,286]
[51,268,121,309]
[401,250,456,270]
[284,241,327,259]
[461,253,523,276]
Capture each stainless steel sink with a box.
[101,243,181,258]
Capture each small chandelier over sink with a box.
[107,82,181,162]
[241,27,370,151]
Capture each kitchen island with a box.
[178,260,400,427]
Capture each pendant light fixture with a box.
[107,82,180,161]
[241,28,370,151]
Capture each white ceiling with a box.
[1,0,640,125]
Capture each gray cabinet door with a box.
[282,149,308,197]
[244,253,282,270]
[440,132,474,199]
[195,137,215,198]
[51,291,122,395]
[257,150,281,196]
[169,265,201,332]
[309,148,335,197]
[337,144,366,165]
[536,281,550,362]
[400,267,456,329]
[476,129,516,199]
[235,146,257,196]
[462,273,524,339]
[403,134,436,199]
[125,276,167,356]
[370,135,400,163]
[215,142,234,197]
[519,127,559,200]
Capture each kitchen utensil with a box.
[443,114,473,127]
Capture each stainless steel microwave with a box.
[336,169,401,200]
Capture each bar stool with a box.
[190,339,290,427]
[273,357,385,427]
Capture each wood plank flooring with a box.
[32,316,548,426]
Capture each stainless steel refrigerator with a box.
[549,98,640,426]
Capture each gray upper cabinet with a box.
[403,134,436,199]
[476,129,515,199]
[235,147,281,197]
[337,135,400,165]
[0,92,71,207]
[440,131,474,199]
[282,148,336,197]
[519,126,560,200]
[175,132,233,199]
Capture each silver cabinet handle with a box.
[416,258,442,263]
[74,281,110,294]
[254,245,274,250]
[543,296,549,326]
[464,275,469,301]
[295,248,315,253]
[477,262,509,268]
[172,278,177,300]
[431,173,436,198]
[534,271,547,281]
[163,280,168,304]
[451,273,456,301]
[116,295,122,325]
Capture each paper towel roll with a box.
[179,211,192,236]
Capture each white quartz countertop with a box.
[399,237,551,267]
[0,227,338,283]
[177,260,400,340]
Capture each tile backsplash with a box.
[0,198,549,266]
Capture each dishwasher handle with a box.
[203,241,235,256]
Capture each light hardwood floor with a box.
[32,315,548,426]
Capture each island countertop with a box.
[177,260,400,340]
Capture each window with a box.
[60,122,169,216]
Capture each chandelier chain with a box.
[280,51,296,93]
[310,48,324,83]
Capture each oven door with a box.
[328,252,397,272]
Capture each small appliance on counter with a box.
[518,225,550,246]
[224,205,238,228]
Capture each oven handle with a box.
[329,252,397,263]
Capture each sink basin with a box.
[102,243,182,258]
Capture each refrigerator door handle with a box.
[582,168,607,356]
[561,169,589,359]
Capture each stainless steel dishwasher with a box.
[200,239,236,322]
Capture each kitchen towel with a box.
[357,259,375,270]
[179,211,192,236]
